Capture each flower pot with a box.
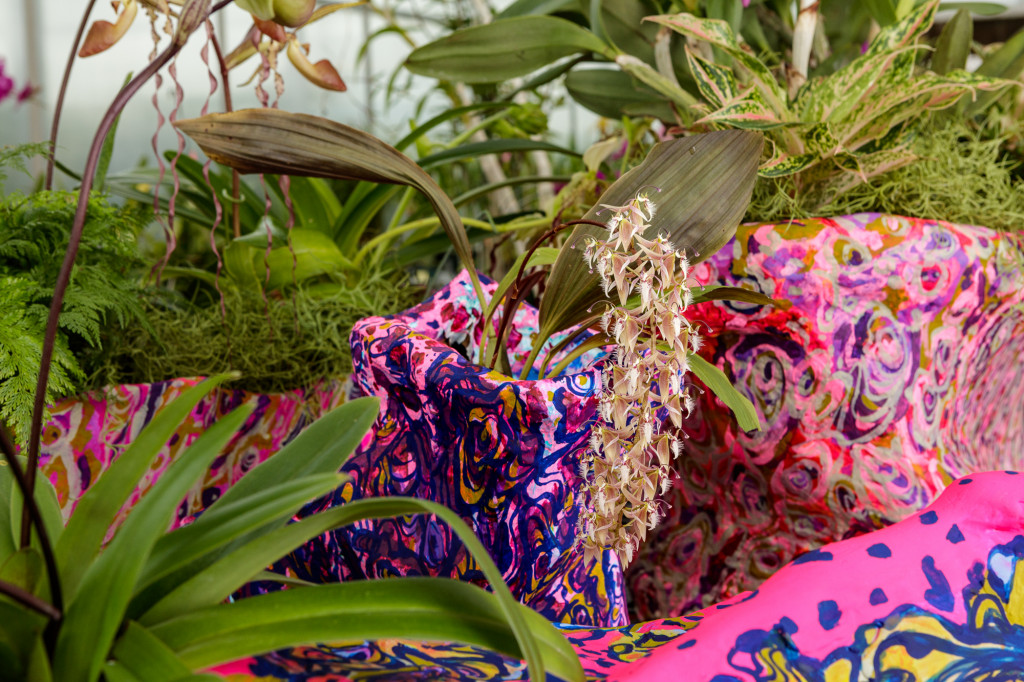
[628,213,1024,619]
[221,470,1024,680]
[37,376,350,529]
[268,270,627,627]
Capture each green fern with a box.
[0,187,148,446]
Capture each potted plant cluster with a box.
[3,0,1024,680]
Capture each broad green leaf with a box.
[966,24,1024,115]
[260,229,354,291]
[9,460,63,554]
[395,103,516,152]
[222,242,262,291]
[861,0,898,25]
[688,353,760,432]
[175,109,488,310]
[539,130,762,342]
[0,464,17,561]
[691,285,785,308]
[102,663,142,682]
[565,68,677,120]
[932,8,972,75]
[453,175,570,208]
[52,403,255,682]
[685,47,739,108]
[209,397,379,512]
[615,55,699,112]
[597,0,659,65]
[938,2,1005,14]
[497,0,577,18]
[267,176,343,235]
[56,375,236,602]
[111,622,191,682]
[0,600,46,678]
[0,548,43,594]
[150,578,582,682]
[129,473,345,618]
[142,497,563,681]
[405,16,612,83]
[418,139,579,170]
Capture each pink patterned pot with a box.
[629,213,1024,619]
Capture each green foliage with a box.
[747,117,1024,229]
[0,383,583,681]
[88,272,420,394]
[0,189,148,444]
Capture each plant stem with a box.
[44,0,99,190]
[0,423,62,620]
[209,25,242,237]
[544,333,609,380]
[24,29,201,550]
[0,578,61,621]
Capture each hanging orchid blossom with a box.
[577,192,698,567]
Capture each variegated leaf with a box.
[865,0,938,57]
[843,70,1011,150]
[647,13,789,114]
[798,47,920,124]
[685,47,739,108]
[817,147,917,199]
[757,151,818,178]
[803,123,840,157]
[697,98,786,130]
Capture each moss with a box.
[746,118,1024,231]
[87,272,421,394]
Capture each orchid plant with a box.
[578,191,700,566]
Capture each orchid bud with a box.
[272,0,315,27]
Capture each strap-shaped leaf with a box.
[932,8,972,75]
[207,396,379,512]
[174,109,487,308]
[757,150,817,178]
[691,285,789,308]
[688,353,760,432]
[798,48,920,125]
[405,15,613,83]
[615,55,699,112]
[538,130,762,340]
[965,23,1024,115]
[55,375,236,601]
[129,473,345,617]
[150,578,582,681]
[52,402,255,682]
[565,68,677,120]
[110,622,191,682]
[142,497,574,682]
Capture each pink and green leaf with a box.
[685,47,739,108]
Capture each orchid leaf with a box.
[405,16,613,83]
[539,130,762,340]
[691,285,788,308]
[565,68,677,120]
[966,24,1024,115]
[932,8,972,75]
[688,353,760,432]
[174,109,487,306]
[758,150,818,178]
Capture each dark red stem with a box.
[45,0,99,190]
[488,218,608,369]
[22,0,233,547]
[208,26,242,237]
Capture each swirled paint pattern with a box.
[628,214,1024,620]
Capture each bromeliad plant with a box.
[0,382,583,681]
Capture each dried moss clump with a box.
[746,118,1024,230]
[88,273,421,393]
